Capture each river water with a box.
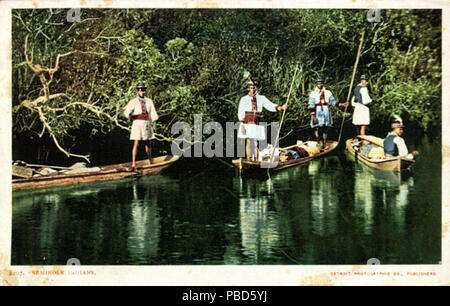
[12,135,441,265]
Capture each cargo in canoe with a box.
[345,135,415,172]
[232,141,338,174]
[12,155,179,191]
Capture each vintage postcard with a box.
[1,0,449,287]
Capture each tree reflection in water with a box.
[12,175,175,265]
[307,158,339,238]
[353,162,414,237]
[127,179,161,263]
[232,154,418,265]
[12,140,439,265]
[234,176,281,264]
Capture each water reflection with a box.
[234,176,281,263]
[307,157,340,237]
[12,175,174,265]
[232,156,351,264]
[353,161,414,237]
[232,156,345,264]
[13,185,102,264]
[11,140,440,265]
[127,180,161,263]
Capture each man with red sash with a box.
[308,77,347,149]
[237,78,287,160]
[123,83,159,169]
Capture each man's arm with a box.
[361,87,372,105]
[329,94,348,108]
[394,137,414,159]
[260,95,287,112]
[329,95,337,106]
[308,91,316,108]
[123,99,135,119]
[147,98,159,122]
[237,97,247,121]
[260,95,277,112]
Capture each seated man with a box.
[383,115,419,160]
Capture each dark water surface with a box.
[12,136,441,265]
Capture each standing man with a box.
[383,115,419,160]
[123,83,159,169]
[351,74,376,136]
[237,78,287,161]
[308,77,347,150]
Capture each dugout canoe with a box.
[345,136,414,172]
[232,141,338,174]
[12,155,179,191]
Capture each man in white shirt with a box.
[123,83,159,169]
[351,74,376,136]
[237,78,287,160]
[383,115,419,160]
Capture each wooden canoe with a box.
[12,155,179,191]
[232,141,338,174]
[345,136,414,172]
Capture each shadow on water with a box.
[12,136,441,265]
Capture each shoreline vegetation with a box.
[12,9,441,166]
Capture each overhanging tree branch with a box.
[20,35,113,162]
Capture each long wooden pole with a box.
[269,64,299,164]
[337,31,365,143]
[21,163,70,170]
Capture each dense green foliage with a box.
[12,9,441,162]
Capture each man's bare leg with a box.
[132,140,139,168]
[252,139,258,161]
[315,128,321,148]
[360,125,366,136]
[145,140,153,164]
[245,139,250,161]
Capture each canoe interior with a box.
[100,155,177,171]
[12,155,179,191]
[345,138,414,172]
[232,141,338,174]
